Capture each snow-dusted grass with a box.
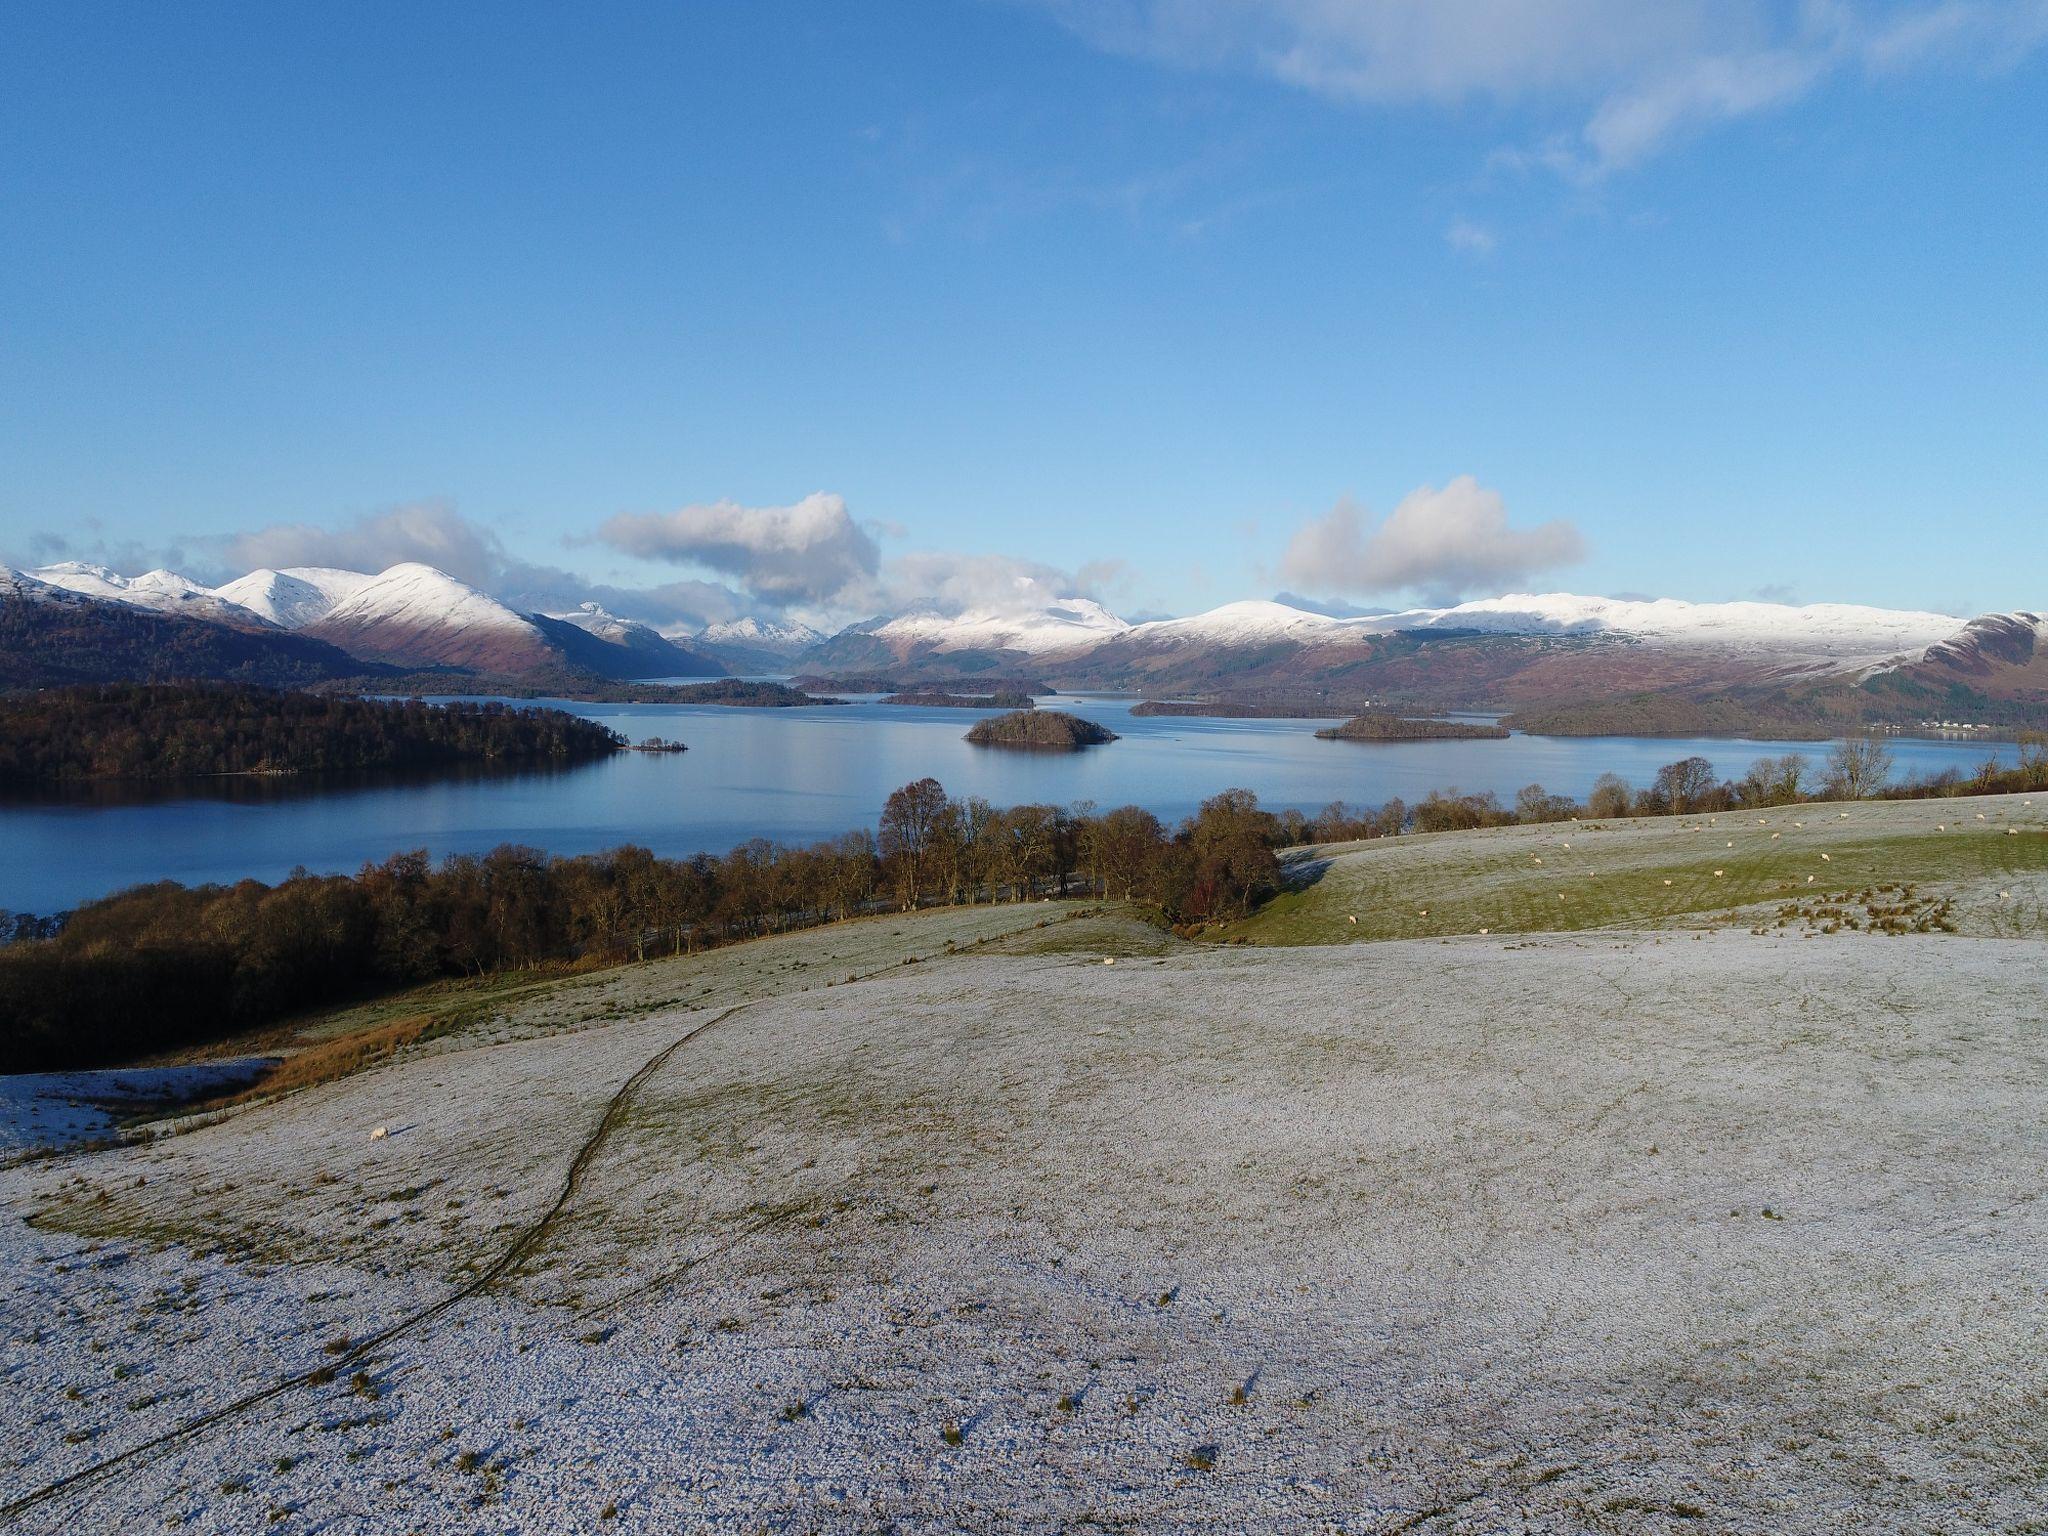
[0,1060,277,1157]
[1234,791,2047,946]
[4,814,2047,1531]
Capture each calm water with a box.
[0,693,2018,912]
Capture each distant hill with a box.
[0,569,376,689]
[20,561,727,685]
[694,615,827,673]
[16,557,2044,732]
[531,609,723,680]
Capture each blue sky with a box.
[2,0,2044,626]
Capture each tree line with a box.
[0,684,625,784]
[4,734,2043,1073]
[0,780,1291,1072]
[1408,733,2047,830]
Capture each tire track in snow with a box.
[0,1004,748,1525]
[5,903,1106,1525]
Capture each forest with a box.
[0,684,625,784]
[3,734,2043,1073]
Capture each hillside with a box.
[1232,791,2045,945]
[2,797,2042,1531]
[530,611,724,680]
[0,572,376,689]
[693,615,827,673]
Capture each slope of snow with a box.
[1404,593,1964,660]
[33,562,272,627]
[698,615,827,652]
[1113,599,1366,649]
[316,563,535,637]
[870,597,1130,655]
[0,565,58,603]
[212,567,376,628]
[1113,592,1966,666]
[544,601,669,646]
[301,563,552,671]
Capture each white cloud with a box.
[1035,0,2048,175]
[222,500,507,588]
[596,492,881,607]
[1445,218,1497,254]
[872,551,1118,618]
[1279,476,1587,603]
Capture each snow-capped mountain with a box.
[31,562,273,628]
[1894,610,2048,699]
[1387,593,1962,664]
[534,603,724,679]
[546,601,658,645]
[869,597,1129,655]
[212,567,376,629]
[299,563,559,673]
[13,551,2035,710]
[2,565,57,603]
[1,565,375,689]
[1091,592,1961,669]
[14,559,727,680]
[698,616,827,654]
[692,615,829,672]
[1098,599,1360,651]
[288,565,721,678]
[799,597,1128,675]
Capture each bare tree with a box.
[1653,756,1718,813]
[1586,772,1632,820]
[1823,735,1894,800]
[879,777,949,908]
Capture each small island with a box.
[1315,714,1510,743]
[882,690,1037,709]
[964,709,1119,750]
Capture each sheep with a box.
[369,1126,389,1141]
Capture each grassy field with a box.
[1227,791,2048,946]
[5,795,2048,1532]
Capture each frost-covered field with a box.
[4,837,2046,1532]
